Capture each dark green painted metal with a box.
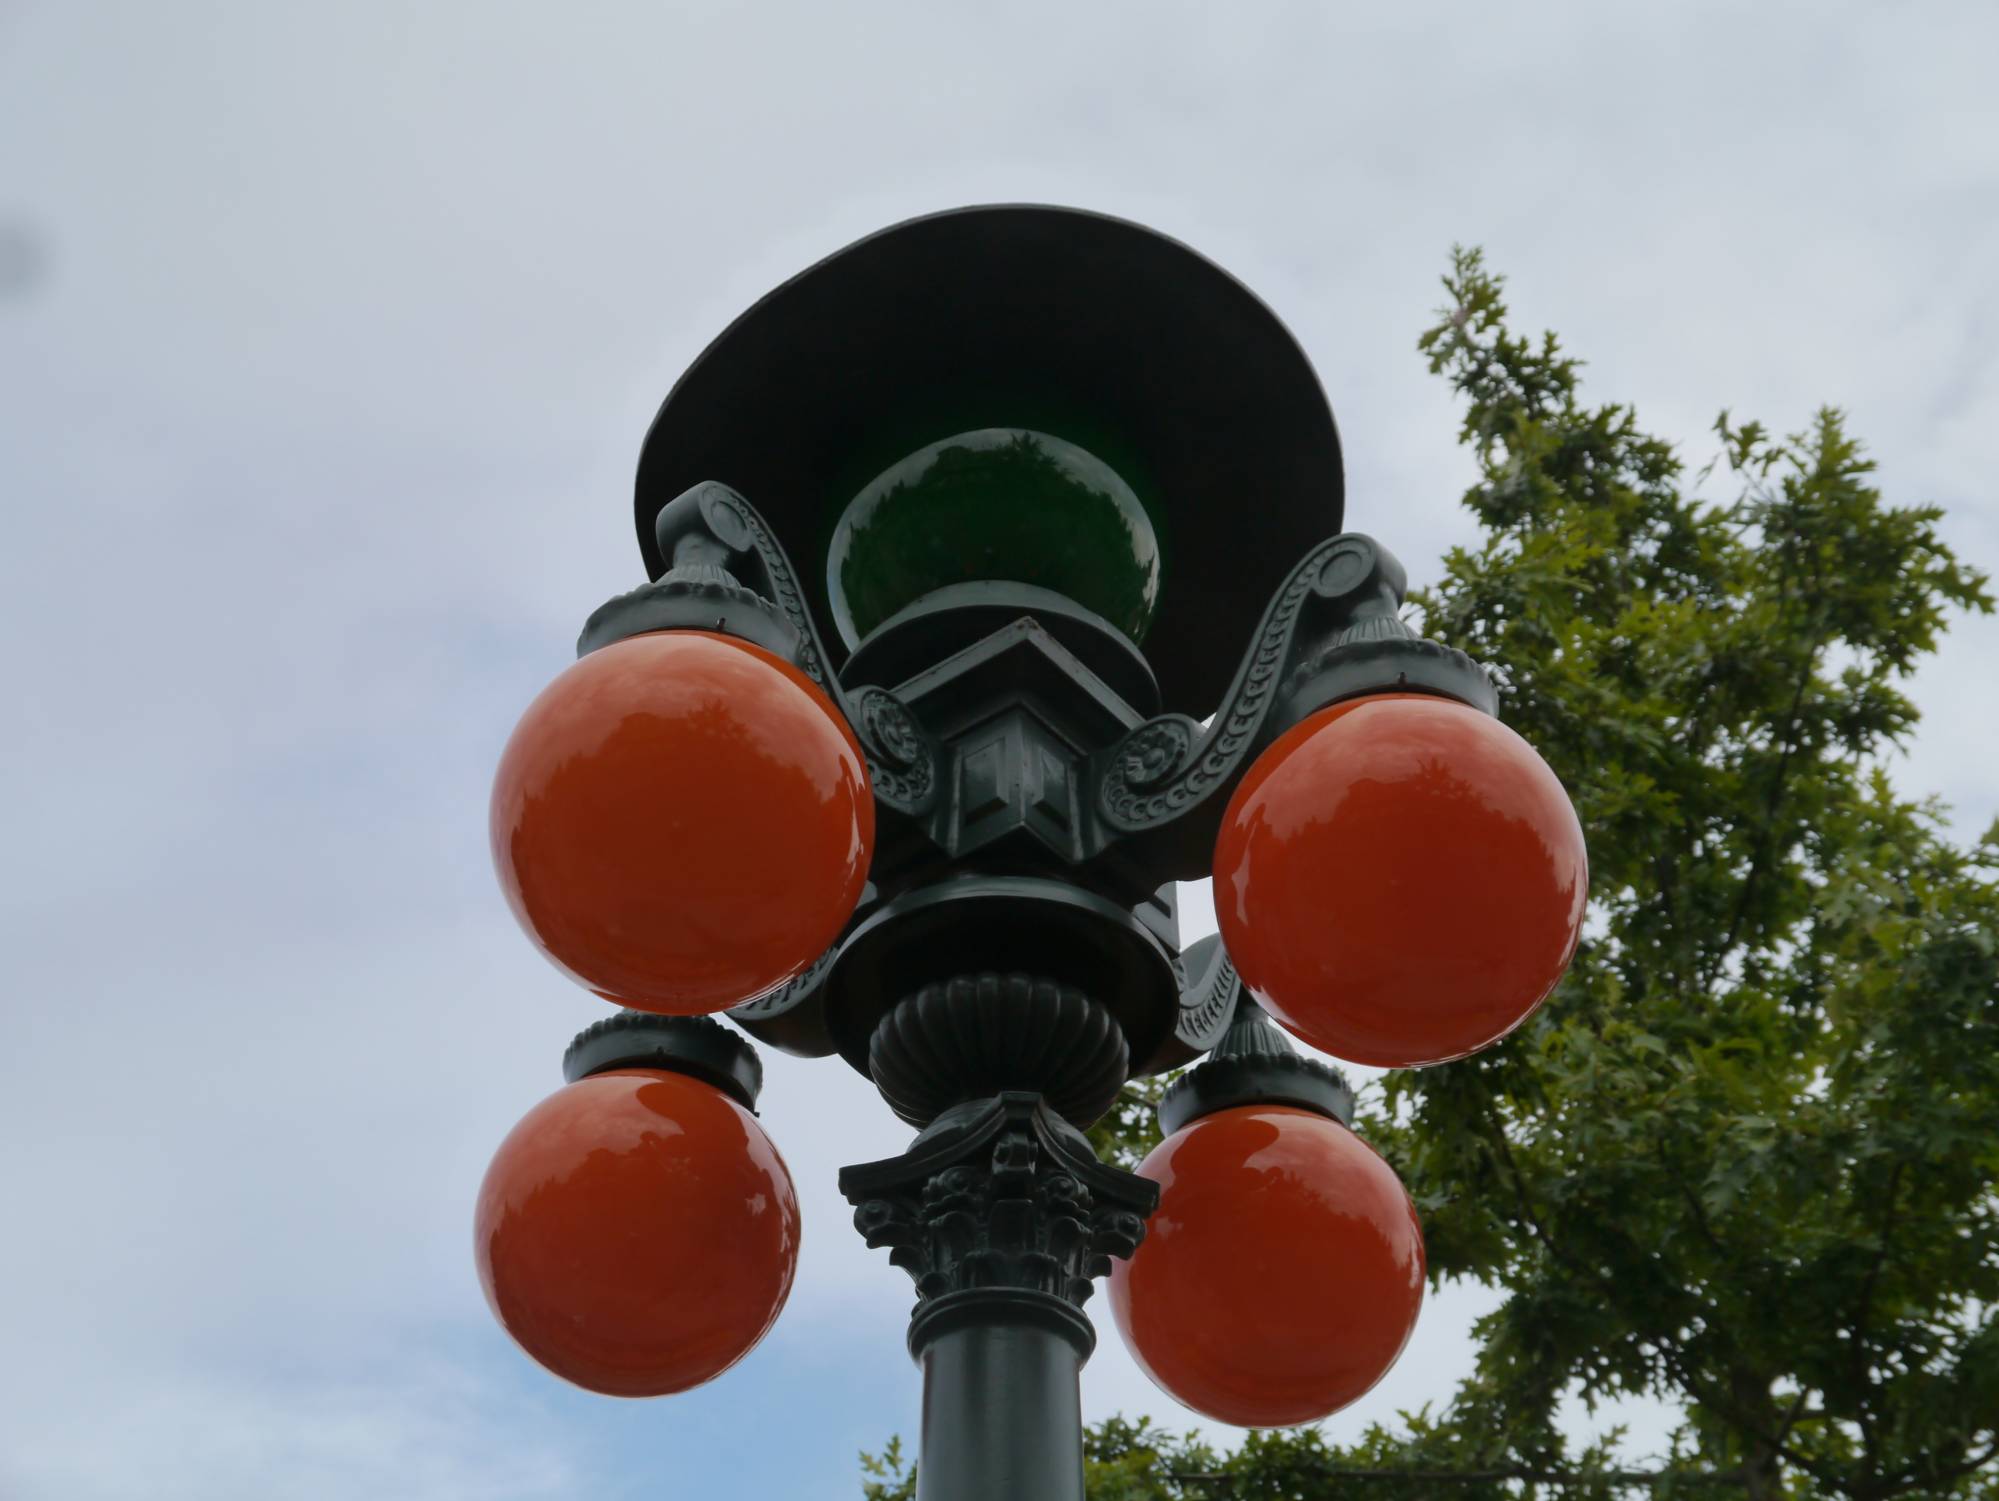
[869,973,1129,1129]
[838,580,1159,720]
[589,492,1495,1093]
[1087,531,1496,882]
[1165,934,1246,1064]
[1157,993,1356,1136]
[633,204,1345,718]
[562,1012,764,1111]
[841,1094,1157,1501]
[578,484,804,663]
[726,945,842,1060]
[911,1295,1092,1501]
[821,875,1179,1080]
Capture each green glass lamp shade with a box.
[827,429,1161,646]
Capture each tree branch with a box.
[1477,1093,1596,1283]
[1876,1430,1999,1498]
[1678,1181,1729,1259]
[1850,1157,1910,1477]
[1712,626,1823,977]
[1652,1347,1836,1487]
[1770,1388,1814,1454]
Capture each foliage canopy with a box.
[867,249,1997,1500]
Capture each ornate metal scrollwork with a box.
[575,481,808,664]
[579,480,943,821]
[728,945,836,1019]
[849,684,938,811]
[1172,934,1244,1057]
[840,1092,1158,1315]
[678,485,942,819]
[1091,533,1495,871]
[1114,718,1197,792]
[1097,534,1362,830]
[689,482,833,690]
[724,943,845,1060]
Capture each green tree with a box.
[864,250,1998,1498]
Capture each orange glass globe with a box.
[491,630,874,1014]
[1109,1104,1424,1427]
[1214,692,1586,1068]
[474,1068,801,1397]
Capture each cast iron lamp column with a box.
[473,206,1588,1501]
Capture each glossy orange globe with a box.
[491,630,874,1014]
[1214,692,1586,1068]
[1109,1104,1424,1427]
[475,1068,801,1397]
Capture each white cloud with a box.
[0,1352,581,1501]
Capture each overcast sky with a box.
[3,3,1996,1498]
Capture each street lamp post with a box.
[474,206,1587,1501]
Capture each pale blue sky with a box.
[3,3,1996,1497]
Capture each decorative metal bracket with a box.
[840,1091,1159,1335]
[1169,933,1246,1061]
[574,480,941,822]
[725,944,841,1058]
[578,498,1498,903]
[1089,532,1496,879]
[573,502,1496,1112]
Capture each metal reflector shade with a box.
[634,204,1344,716]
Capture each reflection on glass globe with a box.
[826,429,1162,645]
[1109,1103,1425,1427]
[490,631,875,1014]
[1215,693,1587,1068]
[475,1068,800,1396]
